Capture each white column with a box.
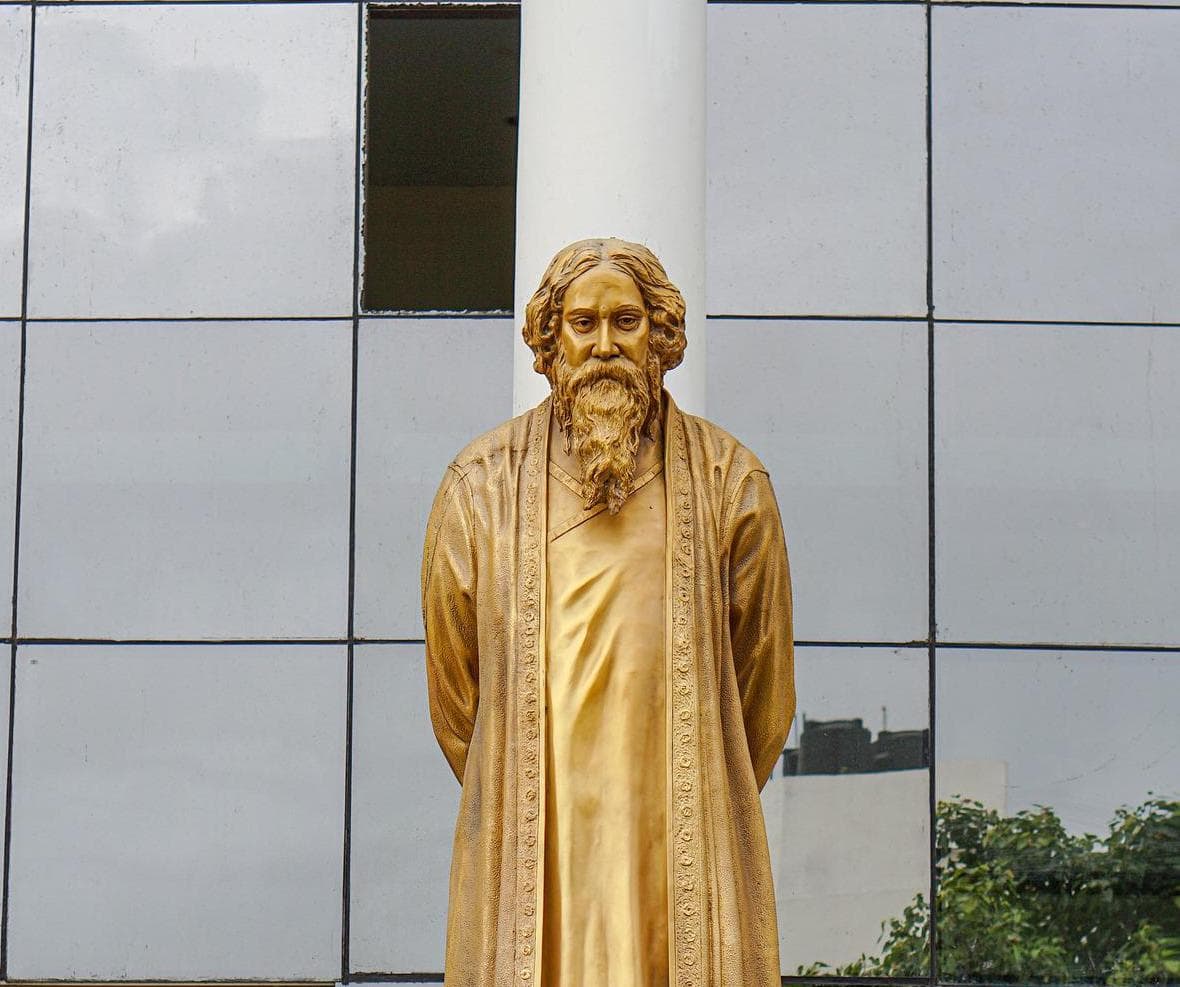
[513,0,707,416]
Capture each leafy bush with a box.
[798,796,1180,983]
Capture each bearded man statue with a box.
[422,238,795,987]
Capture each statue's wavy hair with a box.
[522,238,687,383]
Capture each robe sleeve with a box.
[421,465,479,783]
[726,468,795,791]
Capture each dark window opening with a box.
[363,6,520,313]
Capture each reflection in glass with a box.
[931,649,1180,984]
[28,4,356,318]
[765,646,930,976]
[799,796,1180,983]
[930,795,1180,984]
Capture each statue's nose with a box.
[592,322,619,358]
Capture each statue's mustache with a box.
[569,357,642,389]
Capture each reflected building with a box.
[766,715,1006,973]
[783,717,930,776]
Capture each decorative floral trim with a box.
[514,402,546,984]
[669,412,703,985]
[512,400,703,984]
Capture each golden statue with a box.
[422,238,795,987]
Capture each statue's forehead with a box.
[563,265,644,307]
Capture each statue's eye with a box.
[571,317,594,332]
[617,315,639,330]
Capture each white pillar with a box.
[513,0,707,417]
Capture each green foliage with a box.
[797,796,1180,983]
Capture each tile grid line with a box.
[346,972,936,984]
[3,0,1179,8]
[924,0,938,981]
[709,315,1180,327]
[2,1,36,977]
[30,0,366,5]
[11,314,1180,327]
[8,637,1180,652]
[19,315,358,324]
[340,1,367,981]
[0,976,1119,985]
[715,0,1180,6]
[3,6,1177,984]
[933,0,1180,7]
[0,977,1057,987]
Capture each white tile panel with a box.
[353,317,513,639]
[18,320,352,639]
[933,8,1180,322]
[708,319,928,642]
[349,644,457,974]
[0,6,31,317]
[0,635,8,911]
[7,643,346,979]
[707,4,927,318]
[27,4,357,318]
[936,324,1180,645]
[0,321,18,614]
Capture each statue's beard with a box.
[551,350,663,515]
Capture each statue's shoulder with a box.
[675,407,768,482]
[448,403,540,480]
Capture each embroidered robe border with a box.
[513,403,546,985]
[668,407,704,984]
[510,399,704,987]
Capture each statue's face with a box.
[559,265,650,372]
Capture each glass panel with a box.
[18,321,352,639]
[352,647,933,980]
[933,8,1180,322]
[0,637,9,901]
[707,4,926,317]
[363,8,519,312]
[353,317,512,639]
[933,0,1177,7]
[350,644,456,974]
[937,323,1180,646]
[767,645,931,976]
[7,643,346,979]
[27,4,356,318]
[708,319,928,642]
[936,648,1180,984]
[0,6,31,317]
[1,322,19,612]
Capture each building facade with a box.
[0,0,1177,981]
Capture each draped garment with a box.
[543,458,668,986]
[422,393,795,987]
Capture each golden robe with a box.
[544,457,668,986]
[422,394,795,987]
